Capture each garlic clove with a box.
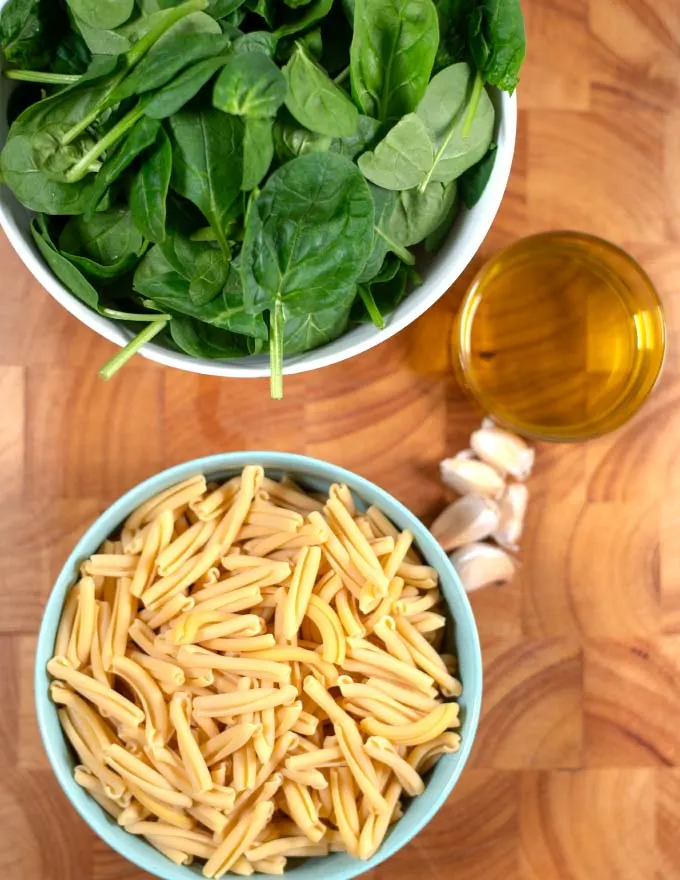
[449,542,518,593]
[440,454,506,499]
[470,425,535,481]
[493,484,529,552]
[431,495,500,552]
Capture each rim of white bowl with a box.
[0,75,516,379]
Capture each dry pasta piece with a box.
[101,577,137,670]
[281,546,321,641]
[73,577,97,667]
[287,747,344,771]
[193,685,298,719]
[280,779,326,842]
[156,518,217,578]
[204,799,275,879]
[363,577,405,633]
[373,616,416,667]
[110,656,169,747]
[84,555,139,578]
[48,658,144,729]
[170,693,213,794]
[358,779,402,860]
[360,703,460,746]
[245,647,337,685]
[407,732,462,771]
[130,511,175,597]
[334,589,365,639]
[304,594,346,664]
[329,766,360,855]
[126,476,207,531]
[410,611,447,633]
[177,646,292,684]
[365,736,424,796]
[54,588,79,660]
[282,766,327,790]
[394,615,462,697]
[74,766,123,819]
[347,639,435,693]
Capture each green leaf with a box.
[74,16,132,56]
[85,115,161,215]
[350,0,439,123]
[231,30,277,56]
[144,55,230,119]
[31,215,101,309]
[168,107,244,254]
[243,117,274,190]
[359,183,395,283]
[358,113,434,191]
[169,315,251,358]
[0,0,63,68]
[458,141,497,208]
[130,127,173,243]
[60,207,145,265]
[67,0,135,30]
[283,42,358,138]
[434,0,470,73]
[282,300,354,354]
[273,112,332,162]
[273,0,333,39]
[241,152,373,397]
[388,179,458,247]
[213,52,287,118]
[468,0,526,93]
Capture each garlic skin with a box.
[449,543,518,593]
[470,425,535,481]
[493,484,529,551]
[431,495,500,552]
[440,454,506,499]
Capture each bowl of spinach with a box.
[0,0,524,398]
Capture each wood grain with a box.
[1,0,679,877]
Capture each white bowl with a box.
[0,39,517,379]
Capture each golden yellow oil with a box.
[456,232,666,441]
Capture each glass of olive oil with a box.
[455,232,666,441]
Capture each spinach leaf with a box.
[458,141,497,208]
[74,16,132,56]
[85,115,161,215]
[332,115,382,160]
[357,113,434,191]
[283,299,354,355]
[434,0,469,73]
[213,52,287,118]
[468,0,525,93]
[284,42,358,138]
[31,215,102,309]
[359,183,395,283]
[358,63,494,191]
[110,31,229,102]
[0,0,61,68]
[273,112,331,162]
[353,256,417,324]
[231,29,277,56]
[388,179,458,247]
[241,152,373,397]
[243,117,274,190]
[350,0,439,124]
[60,208,145,265]
[274,0,333,38]
[67,0,135,30]
[59,248,141,281]
[169,316,251,358]
[130,127,173,242]
[0,133,93,214]
[207,0,247,16]
[245,0,275,27]
[425,183,459,252]
[168,107,244,254]
[144,55,231,119]
[51,31,92,75]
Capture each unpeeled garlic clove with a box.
[493,483,529,551]
[470,425,535,481]
[440,454,506,499]
[449,542,518,593]
[431,495,500,552]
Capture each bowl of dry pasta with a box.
[35,452,482,879]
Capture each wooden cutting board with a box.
[1,0,678,877]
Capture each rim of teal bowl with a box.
[35,452,482,880]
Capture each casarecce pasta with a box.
[48,466,461,876]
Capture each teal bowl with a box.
[35,452,482,880]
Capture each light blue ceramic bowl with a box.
[35,452,482,880]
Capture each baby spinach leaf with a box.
[425,183,459,252]
[458,141,497,208]
[273,0,333,39]
[350,0,439,123]
[67,0,135,31]
[434,0,469,73]
[283,42,358,137]
[358,113,434,191]
[388,179,458,247]
[59,248,141,281]
[207,0,247,17]
[51,31,92,75]
[273,112,332,162]
[144,55,230,119]
[0,0,62,68]
[110,32,230,102]
[213,51,287,118]
[130,127,173,242]
[231,30,277,56]
[169,315,250,358]
[243,117,274,190]
[283,299,354,354]
[85,115,161,215]
[241,151,373,397]
[74,16,132,56]
[359,183,395,283]
[332,115,382,160]
[245,0,275,27]
[0,133,93,214]
[60,207,145,267]
[168,107,244,254]
[468,0,525,93]
[31,215,101,309]
[188,246,230,305]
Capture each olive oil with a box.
[455,232,666,441]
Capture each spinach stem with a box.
[99,319,170,380]
[461,70,484,139]
[334,66,350,86]
[358,286,385,329]
[375,227,416,266]
[66,104,145,182]
[269,300,284,400]
[61,0,208,147]
[5,69,81,85]
[101,308,171,322]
